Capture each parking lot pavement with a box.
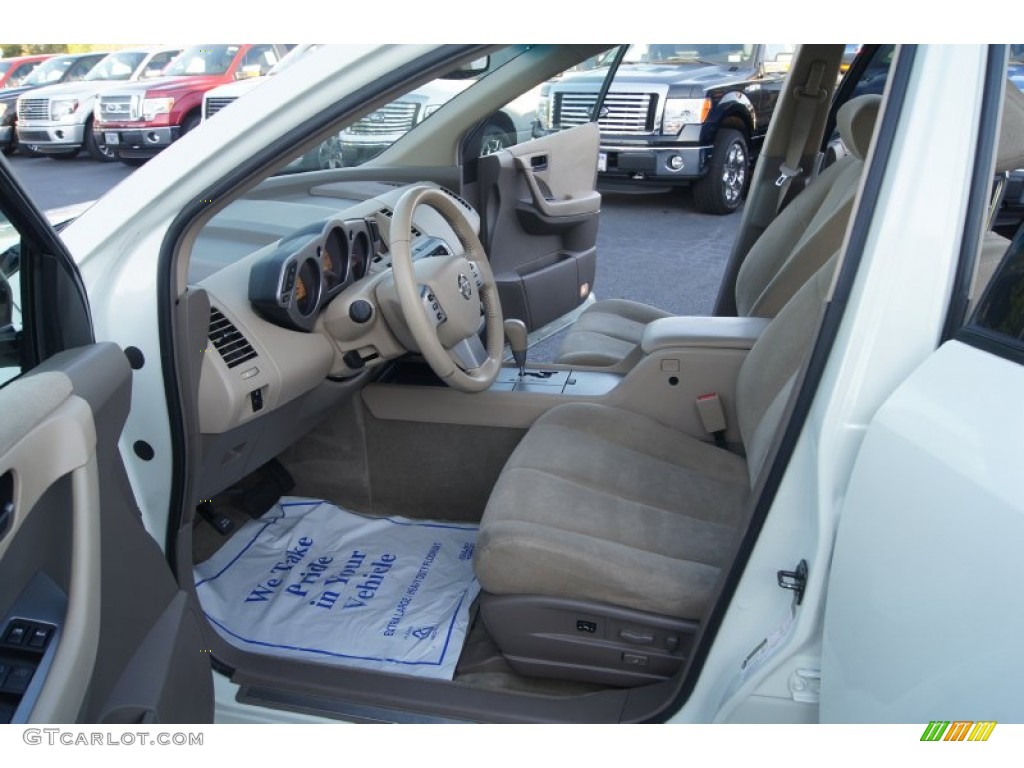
[5,153,134,212]
[4,154,740,362]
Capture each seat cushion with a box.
[475,403,750,619]
[555,299,672,367]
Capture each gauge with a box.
[323,228,348,287]
[350,230,370,280]
[295,258,320,316]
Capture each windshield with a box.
[85,50,146,81]
[0,62,11,76]
[22,56,76,86]
[163,45,240,77]
[602,44,755,67]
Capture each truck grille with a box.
[347,101,419,135]
[554,92,657,134]
[204,97,236,119]
[17,98,49,121]
[97,95,137,122]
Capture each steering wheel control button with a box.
[420,287,447,326]
[349,300,373,324]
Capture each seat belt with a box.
[774,59,828,211]
[738,59,830,252]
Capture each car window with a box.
[9,61,38,87]
[968,231,1024,347]
[142,50,180,78]
[0,208,24,387]
[67,56,99,82]
[277,46,536,173]
[85,51,146,81]
[22,56,75,86]
[164,45,242,77]
[241,45,279,78]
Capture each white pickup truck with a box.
[14,46,181,161]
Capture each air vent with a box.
[209,308,258,369]
[377,208,421,237]
[440,187,473,212]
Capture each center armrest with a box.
[641,316,771,354]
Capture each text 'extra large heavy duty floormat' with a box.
[194,498,480,680]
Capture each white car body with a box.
[2,43,1020,725]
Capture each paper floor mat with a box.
[194,498,480,680]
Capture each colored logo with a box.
[920,721,996,742]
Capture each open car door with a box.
[0,159,213,723]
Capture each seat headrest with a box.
[836,94,882,161]
[997,81,1024,173]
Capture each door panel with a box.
[0,344,213,723]
[820,340,1024,722]
[475,122,601,331]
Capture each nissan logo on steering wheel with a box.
[458,273,472,300]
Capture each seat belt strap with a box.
[776,59,828,211]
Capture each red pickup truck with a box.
[94,44,289,165]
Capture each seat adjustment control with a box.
[619,628,655,645]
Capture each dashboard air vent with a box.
[378,208,421,237]
[209,307,258,369]
[440,187,473,212]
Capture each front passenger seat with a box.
[554,94,881,371]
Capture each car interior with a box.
[164,44,1022,723]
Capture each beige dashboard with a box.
[194,180,481,435]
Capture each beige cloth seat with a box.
[474,82,1024,682]
[476,255,837,621]
[555,94,881,370]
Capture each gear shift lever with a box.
[503,318,528,377]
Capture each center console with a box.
[362,315,770,440]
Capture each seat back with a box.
[734,95,881,318]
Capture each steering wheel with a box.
[389,186,504,393]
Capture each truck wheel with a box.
[180,113,200,136]
[84,119,116,162]
[693,128,748,215]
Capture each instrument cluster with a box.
[248,217,375,332]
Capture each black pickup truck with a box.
[536,44,795,214]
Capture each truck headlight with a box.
[662,98,710,135]
[50,99,79,120]
[536,94,552,131]
[142,97,174,121]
